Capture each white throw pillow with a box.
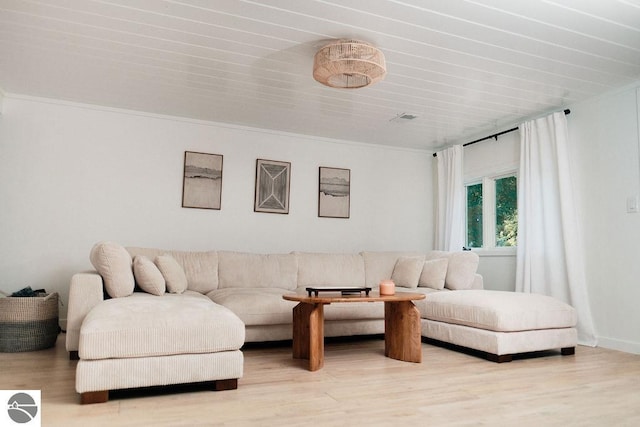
[155,255,188,294]
[133,255,166,296]
[418,258,449,290]
[391,256,425,288]
[89,241,135,298]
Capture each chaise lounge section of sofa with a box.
[66,244,245,404]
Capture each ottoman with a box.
[421,290,577,362]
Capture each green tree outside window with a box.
[496,176,517,247]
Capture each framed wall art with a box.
[254,158,291,214]
[182,151,223,210]
[318,166,350,218]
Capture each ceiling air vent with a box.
[390,113,418,123]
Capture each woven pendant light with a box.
[313,39,386,89]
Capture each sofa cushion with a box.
[423,290,577,332]
[361,251,424,288]
[155,255,188,294]
[127,247,219,293]
[426,251,479,290]
[391,256,425,288]
[296,252,365,287]
[217,252,298,290]
[79,292,244,360]
[418,258,449,290]
[207,288,297,326]
[90,241,135,298]
[132,255,166,296]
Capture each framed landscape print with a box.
[318,167,350,218]
[182,151,223,210]
[254,159,291,214]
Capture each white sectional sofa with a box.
[66,242,577,403]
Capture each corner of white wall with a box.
[567,81,640,355]
[636,87,640,190]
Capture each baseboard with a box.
[597,336,640,355]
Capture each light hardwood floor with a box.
[1,334,639,426]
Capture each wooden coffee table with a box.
[283,291,426,371]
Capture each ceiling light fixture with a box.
[313,39,386,89]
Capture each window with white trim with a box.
[465,173,517,249]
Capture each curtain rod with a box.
[432,109,570,157]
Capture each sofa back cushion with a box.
[425,250,480,290]
[126,247,218,293]
[361,251,425,288]
[295,252,365,287]
[217,251,298,290]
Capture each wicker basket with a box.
[0,292,60,352]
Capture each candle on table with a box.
[379,279,395,295]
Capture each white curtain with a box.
[435,145,465,251]
[516,112,597,346]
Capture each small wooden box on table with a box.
[283,289,425,371]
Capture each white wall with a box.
[457,84,640,353]
[0,95,433,321]
[569,83,640,354]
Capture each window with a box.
[466,183,483,247]
[465,174,517,249]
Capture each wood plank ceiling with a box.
[0,0,639,150]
